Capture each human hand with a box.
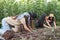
[54,27,56,29]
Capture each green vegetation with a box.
[56,21,60,26]
[0,0,60,27]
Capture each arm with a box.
[45,20,51,27]
[20,17,31,32]
[45,16,51,27]
[53,21,56,29]
[43,24,51,28]
[24,15,33,30]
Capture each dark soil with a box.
[8,26,60,40]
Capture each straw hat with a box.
[49,14,54,17]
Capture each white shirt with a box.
[17,12,30,24]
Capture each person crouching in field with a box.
[0,12,37,35]
[36,13,56,29]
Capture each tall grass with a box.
[0,0,60,23]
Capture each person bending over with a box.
[0,12,37,35]
[36,13,56,29]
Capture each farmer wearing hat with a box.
[46,13,56,29]
[36,13,56,29]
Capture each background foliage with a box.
[0,0,60,26]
